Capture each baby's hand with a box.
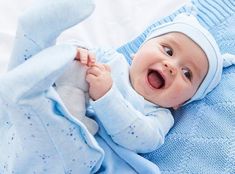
[75,47,96,66]
[86,63,112,100]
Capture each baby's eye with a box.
[163,46,173,56]
[182,67,192,81]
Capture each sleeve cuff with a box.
[154,108,174,136]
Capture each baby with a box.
[55,13,223,152]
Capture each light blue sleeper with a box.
[87,47,173,153]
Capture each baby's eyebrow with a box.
[165,35,181,51]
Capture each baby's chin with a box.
[145,95,185,109]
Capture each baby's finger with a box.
[86,73,96,83]
[88,52,96,66]
[87,66,102,76]
[79,49,89,65]
[91,63,107,71]
[76,48,89,65]
[75,48,83,60]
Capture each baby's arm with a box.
[91,84,174,153]
[86,49,174,153]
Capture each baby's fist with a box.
[86,63,112,100]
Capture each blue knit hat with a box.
[144,13,227,104]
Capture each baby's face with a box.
[129,32,208,109]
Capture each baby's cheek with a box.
[172,86,193,102]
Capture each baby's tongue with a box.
[148,71,163,89]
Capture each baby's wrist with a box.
[89,84,112,101]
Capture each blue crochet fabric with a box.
[117,0,235,173]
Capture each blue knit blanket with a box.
[117,0,235,173]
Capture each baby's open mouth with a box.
[147,69,165,89]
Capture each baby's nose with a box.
[164,62,177,75]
